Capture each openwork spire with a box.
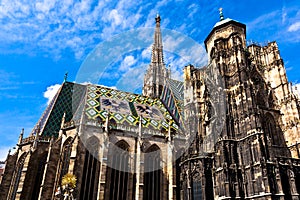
[151,13,164,64]
[142,14,168,98]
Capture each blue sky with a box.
[0,0,299,160]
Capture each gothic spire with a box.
[151,13,164,64]
[142,14,168,98]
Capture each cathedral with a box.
[1,11,300,200]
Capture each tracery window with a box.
[31,152,48,200]
[264,114,282,146]
[80,136,101,200]
[61,138,72,176]
[10,153,27,200]
[143,144,162,200]
[106,140,130,200]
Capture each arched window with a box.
[268,91,276,108]
[264,114,282,146]
[31,152,48,200]
[143,144,162,200]
[175,149,184,200]
[10,153,27,200]
[80,136,101,200]
[256,91,266,107]
[105,140,130,200]
[61,138,72,176]
[192,171,202,199]
[54,137,73,198]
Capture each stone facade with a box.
[180,15,300,200]
[1,14,300,200]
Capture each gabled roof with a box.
[30,83,181,137]
[30,82,86,137]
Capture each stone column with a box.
[135,116,142,200]
[288,169,299,200]
[167,124,173,200]
[96,143,104,200]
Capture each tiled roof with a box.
[31,82,86,137]
[168,79,184,101]
[31,82,180,138]
[85,85,179,131]
[160,79,184,126]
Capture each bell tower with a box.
[142,14,169,98]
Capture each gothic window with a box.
[295,169,300,197]
[10,153,27,200]
[61,138,72,176]
[264,114,282,146]
[204,160,214,199]
[256,91,266,107]
[80,136,101,200]
[143,144,162,200]
[210,47,216,59]
[192,174,202,199]
[268,91,276,108]
[106,140,130,200]
[279,166,292,199]
[267,165,278,195]
[175,149,184,200]
[31,152,48,200]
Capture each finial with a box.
[18,128,24,145]
[64,71,68,82]
[155,13,161,23]
[219,7,224,21]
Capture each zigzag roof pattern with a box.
[85,84,179,131]
[31,82,180,137]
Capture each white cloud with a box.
[35,0,56,14]
[0,146,17,161]
[164,35,185,52]
[246,6,300,43]
[43,84,61,105]
[141,46,151,59]
[119,55,136,71]
[288,21,300,32]
[247,11,280,32]
[116,64,148,93]
[80,81,92,85]
[98,85,117,90]
[108,9,123,26]
[0,147,9,161]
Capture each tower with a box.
[181,9,300,199]
[142,14,169,98]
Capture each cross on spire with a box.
[219,7,224,21]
